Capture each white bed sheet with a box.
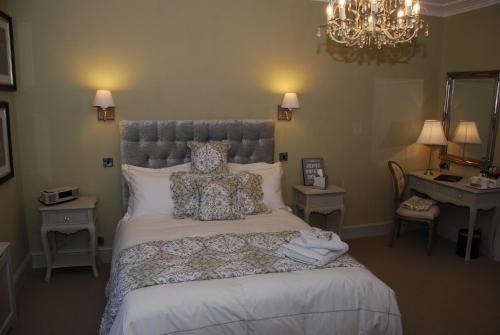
[108,210,402,335]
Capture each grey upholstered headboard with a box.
[120,120,275,210]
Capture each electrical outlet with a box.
[279,152,288,162]
[103,157,113,168]
[98,236,104,246]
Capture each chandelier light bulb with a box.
[326,3,334,19]
[397,9,404,18]
[338,0,346,8]
[413,2,420,14]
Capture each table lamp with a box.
[416,120,448,175]
[452,120,482,158]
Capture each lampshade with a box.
[416,120,448,145]
[93,90,115,109]
[281,93,300,110]
[452,121,482,144]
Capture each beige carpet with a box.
[9,231,500,335]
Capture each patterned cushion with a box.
[235,172,269,215]
[195,174,244,221]
[188,140,230,174]
[170,172,206,218]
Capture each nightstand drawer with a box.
[309,194,342,208]
[45,210,89,225]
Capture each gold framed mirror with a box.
[440,70,500,168]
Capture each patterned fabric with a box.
[188,140,230,174]
[100,231,362,335]
[169,172,203,218]
[235,172,269,215]
[401,195,436,211]
[196,174,244,221]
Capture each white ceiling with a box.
[314,0,500,17]
[421,0,500,17]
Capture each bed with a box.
[103,120,402,335]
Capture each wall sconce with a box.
[277,93,300,121]
[93,89,115,121]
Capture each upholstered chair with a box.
[387,161,440,255]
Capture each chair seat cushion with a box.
[397,204,440,221]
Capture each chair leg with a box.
[390,215,400,247]
[427,220,436,256]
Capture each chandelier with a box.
[316,0,428,48]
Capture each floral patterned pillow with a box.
[170,172,206,218]
[187,140,230,174]
[195,174,244,221]
[235,172,269,215]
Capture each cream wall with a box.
[0,0,29,272]
[10,0,445,255]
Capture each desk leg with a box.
[465,207,478,263]
[41,227,52,282]
[489,206,500,260]
[304,210,311,223]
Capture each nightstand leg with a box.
[338,205,345,237]
[41,228,52,282]
[304,210,311,223]
[88,226,99,278]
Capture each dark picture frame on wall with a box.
[302,157,324,186]
[0,11,16,91]
[0,101,14,184]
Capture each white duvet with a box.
[108,210,402,335]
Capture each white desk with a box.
[407,171,500,262]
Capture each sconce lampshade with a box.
[416,120,448,146]
[93,90,115,109]
[281,93,300,110]
[452,121,482,144]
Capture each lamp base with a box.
[424,169,433,176]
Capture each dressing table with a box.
[407,171,500,262]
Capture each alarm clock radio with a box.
[39,186,79,205]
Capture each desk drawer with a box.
[44,210,89,225]
[428,183,473,205]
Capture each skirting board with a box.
[342,221,393,240]
[31,247,113,269]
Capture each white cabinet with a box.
[0,242,16,335]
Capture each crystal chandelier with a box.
[316,0,429,48]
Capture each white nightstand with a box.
[39,196,99,282]
[293,184,346,236]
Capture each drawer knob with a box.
[64,216,70,223]
[457,194,463,199]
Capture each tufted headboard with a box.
[120,120,275,210]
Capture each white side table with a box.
[293,184,346,236]
[39,196,99,282]
[0,242,16,334]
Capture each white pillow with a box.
[122,163,190,218]
[228,162,286,210]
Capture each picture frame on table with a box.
[302,157,325,186]
[0,101,13,184]
[0,11,16,91]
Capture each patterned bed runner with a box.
[100,231,362,335]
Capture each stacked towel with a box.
[470,176,500,189]
[276,228,349,266]
[401,195,436,211]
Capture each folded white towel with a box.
[276,228,349,266]
[276,243,348,266]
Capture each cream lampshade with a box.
[93,90,115,121]
[453,121,482,144]
[416,120,448,175]
[452,120,482,158]
[278,93,300,121]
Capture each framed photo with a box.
[302,157,324,186]
[0,101,13,184]
[0,11,15,90]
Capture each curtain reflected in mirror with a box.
[440,71,500,168]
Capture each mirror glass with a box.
[441,71,499,167]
